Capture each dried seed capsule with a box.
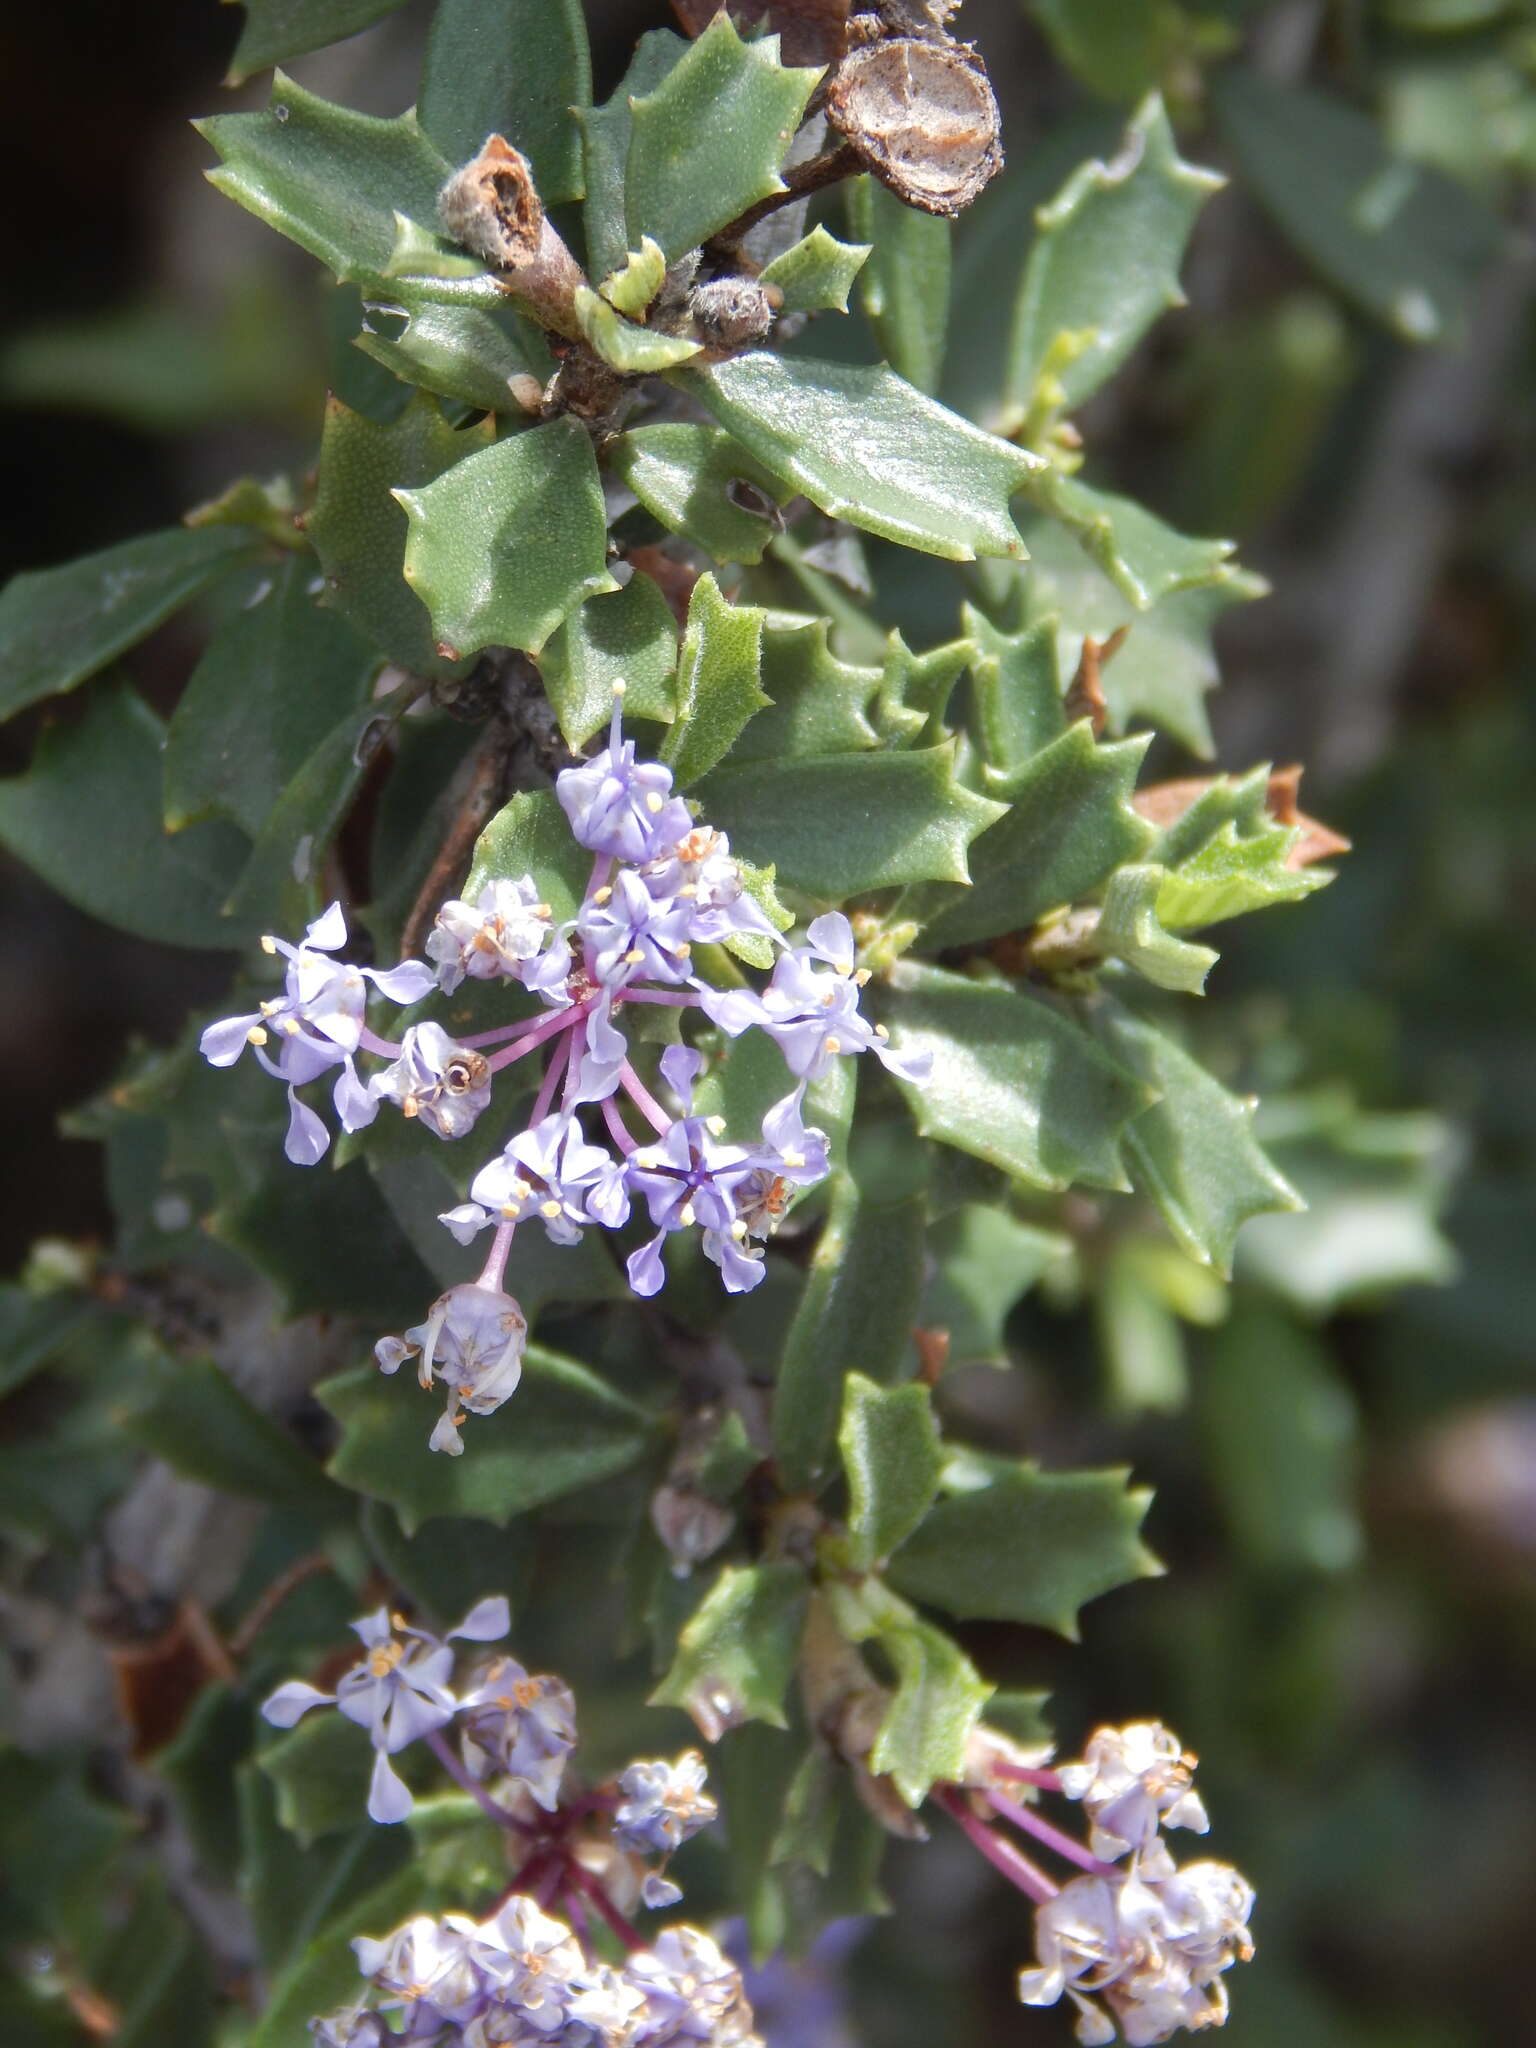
[687,275,783,349]
[825,35,1002,217]
[438,135,586,339]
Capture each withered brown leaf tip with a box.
[825,35,1002,217]
[438,134,543,267]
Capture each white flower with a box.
[428,877,553,993]
[1058,1723,1209,1862]
[370,1022,493,1140]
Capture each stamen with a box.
[824,1035,842,1055]
[854,967,872,986]
[782,1149,805,1168]
[624,947,645,964]
[246,1025,268,1045]
[402,1096,420,1118]
[540,1199,562,1218]
[591,885,613,905]
[874,1023,890,1039]
[261,935,278,954]
[678,1201,696,1227]
[705,1115,726,1136]
[645,792,664,814]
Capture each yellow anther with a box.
[853,967,871,987]
[824,1035,842,1055]
[535,902,551,917]
[260,935,278,954]
[511,1178,533,1200]
[678,1202,696,1227]
[782,1149,805,1169]
[677,884,698,899]
[540,1199,562,1219]
[705,1115,727,1137]
[612,678,627,698]
[672,941,691,958]
[874,1023,890,1039]
[402,1096,420,1118]
[246,1025,268,1046]
[645,791,664,813]
[624,947,645,964]
[280,1016,301,1035]
[260,998,282,1016]
[592,885,613,905]
[730,1220,747,1240]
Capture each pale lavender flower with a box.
[456,1656,577,1812]
[613,1751,718,1857]
[579,867,696,987]
[354,1913,489,2026]
[556,691,692,864]
[641,826,779,950]
[369,1022,493,1141]
[1057,1724,1209,1864]
[624,1925,761,2047]
[731,1090,831,1239]
[442,1114,629,1248]
[309,2007,388,2048]
[428,876,553,994]
[475,1896,593,2033]
[375,1284,527,1455]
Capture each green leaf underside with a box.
[1097,866,1219,994]
[0,525,256,725]
[888,1457,1159,1637]
[660,575,769,787]
[1023,469,1241,611]
[608,425,793,566]
[759,226,870,315]
[418,0,590,203]
[624,14,821,262]
[226,0,411,87]
[698,746,1003,903]
[850,176,951,396]
[686,355,1040,561]
[650,1562,809,1737]
[464,787,592,921]
[870,1619,993,1805]
[317,1349,658,1532]
[578,30,688,285]
[1093,999,1302,1275]
[397,417,615,658]
[539,574,680,748]
[1156,823,1330,929]
[881,965,1150,1192]
[839,1375,943,1569]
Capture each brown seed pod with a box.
[825,35,1002,217]
[438,135,587,340]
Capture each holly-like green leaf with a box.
[608,425,793,567]
[1023,469,1243,611]
[922,724,1153,949]
[318,1347,659,1533]
[600,237,668,318]
[732,615,882,763]
[1212,66,1501,343]
[650,1561,809,1740]
[658,574,769,787]
[309,392,494,676]
[699,745,1004,903]
[920,1203,1070,1368]
[573,286,703,372]
[578,30,688,284]
[397,418,615,659]
[0,678,254,948]
[199,77,451,284]
[888,1455,1160,1638]
[225,0,411,87]
[1093,1000,1302,1275]
[0,525,256,725]
[774,1173,926,1492]
[687,354,1040,561]
[463,787,591,918]
[849,175,951,395]
[839,1375,943,1570]
[1097,865,1219,994]
[870,1618,993,1806]
[258,1714,374,1845]
[872,632,970,745]
[759,225,870,315]
[164,556,377,836]
[216,1154,440,1324]
[880,965,1150,1192]
[361,1501,535,1630]
[966,609,1064,783]
[246,1860,426,2048]
[624,13,821,261]
[1005,94,1221,424]
[354,294,550,415]
[539,574,679,749]
[1155,823,1331,930]
[418,0,590,202]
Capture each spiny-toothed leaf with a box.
[539,574,680,749]
[573,285,702,371]
[699,745,1004,903]
[225,0,411,87]
[464,787,593,919]
[607,425,793,567]
[381,210,487,281]
[317,1350,659,1533]
[165,557,378,837]
[849,175,951,394]
[839,1375,943,1570]
[731,615,881,760]
[1022,469,1243,611]
[870,1619,993,1806]
[215,1155,440,1324]
[578,30,688,284]
[624,13,822,261]
[759,224,870,314]
[396,418,615,659]
[199,78,451,284]
[887,1455,1160,1638]
[1006,94,1221,423]
[920,1204,1070,1369]
[0,678,255,949]
[873,632,971,744]
[1212,66,1501,343]
[880,964,1150,1192]
[1092,999,1303,1276]
[1155,823,1331,930]
[659,573,770,787]
[418,0,590,202]
[774,1171,926,1492]
[0,525,257,725]
[354,293,550,414]
[650,1562,809,1740]
[922,724,1153,949]
[686,355,1041,561]
[1097,865,1219,994]
[257,1714,376,1846]
[965,608,1065,782]
[309,392,493,677]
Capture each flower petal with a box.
[367,1748,415,1824]
[260,1680,333,1727]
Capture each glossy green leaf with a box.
[624,13,821,261]
[608,425,793,567]
[699,745,1004,903]
[164,556,377,836]
[920,1203,1070,1368]
[573,285,702,371]
[1156,822,1331,930]
[650,1561,809,1739]
[839,1375,943,1570]
[733,616,881,761]
[0,679,254,949]
[659,574,769,787]
[361,1501,535,1629]
[318,1347,658,1531]
[1006,94,1221,422]
[922,724,1153,949]
[1097,865,1219,993]
[1093,1000,1302,1276]
[240,1767,410,1982]
[870,1618,993,1806]
[199,77,451,284]
[258,1713,374,1845]
[578,30,688,284]
[247,1861,426,2048]
[966,609,1065,783]
[1212,67,1502,342]
[225,0,411,86]
[418,0,590,202]
[354,294,549,414]
[463,787,591,919]
[888,1454,1159,1637]
[759,225,870,315]
[849,175,951,394]
[1023,469,1243,611]
[216,1153,440,1324]
[0,525,256,725]
[880,965,1150,1192]
[397,417,615,659]
[687,354,1040,561]
[539,574,679,748]
[157,1685,252,1879]
[773,1172,926,1492]
[309,392,494,676]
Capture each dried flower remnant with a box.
[825,32,1002,216]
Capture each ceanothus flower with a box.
[261,1598,509,1823]
[475,1896,594,2034]
[732,1090,832,1239]
[623,1048,760,1296]
[556,686,692,864]
[353,1913,490,2027]
[624,1925,761,2048]
[578,867,696,988]
[613,1751,718,1857]
[641,826,779,950]
[375,1283,527,1455]
[456,1656,577,1812]
[428,876,553,994]
[1057,1724,1209,1865]
[369,1021,493,1140]
[441,1113,630,1248]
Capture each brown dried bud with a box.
[825,35,1001,217]
[650,1481,735,1574]
[688,275,784,350]
[438,135,586,340]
